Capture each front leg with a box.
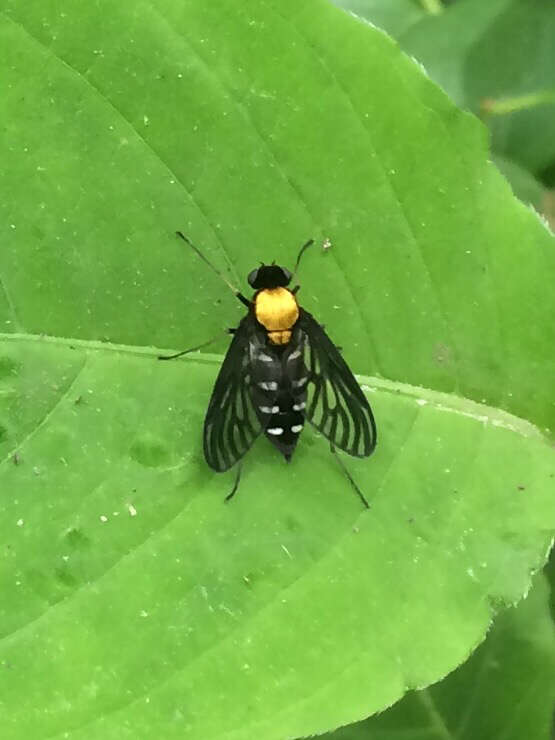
[158,328,236,360]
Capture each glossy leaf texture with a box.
[0,1,554,738]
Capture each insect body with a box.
[161,233,377,507]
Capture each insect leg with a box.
[158,328,236,360]
[330,444,369,509]
[225,463,242,503]
[175,231,251,307]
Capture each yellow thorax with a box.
[255,288,299,344]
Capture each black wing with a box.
[297,309,377,457]
[203,316,263,471]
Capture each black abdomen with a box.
[249,335,308,461]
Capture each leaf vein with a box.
[0,11,242,289]
[142,0,384,374]
[268,1,464,392]
[0,356,88,470]
[0,270,22,332]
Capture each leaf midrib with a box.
[0,332,544,441]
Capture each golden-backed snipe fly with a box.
[160,232,377,507]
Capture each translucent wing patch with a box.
[203,318,263,471]
[297,309,377,457]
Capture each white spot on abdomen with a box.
[293,401,306,411]
[291,424,303,433]
[292,377,308,388]
[259,381,278,391]
[267,427,284,435]
[259,405,279,414]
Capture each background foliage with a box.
[333,0,555,228]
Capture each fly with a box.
[159,232,377,507]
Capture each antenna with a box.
[291,238,314,282]
[175,231,250,306]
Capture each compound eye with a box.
[247,268,259,287]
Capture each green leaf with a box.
[0,337,553,740]
[0,1,553,739]
[327,571,555,740]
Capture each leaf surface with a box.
[0,1,553,738]
[328,572,555,740]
